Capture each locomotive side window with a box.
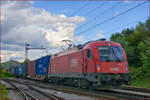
[98,46,124,62]
[87,49,93,59]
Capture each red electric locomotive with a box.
[48,39,131,89]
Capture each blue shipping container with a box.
[21,64,27,77]
[35,55,50,75]
[13,66,22,76]
[13,66,19,75]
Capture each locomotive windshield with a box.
[98,46,124,62]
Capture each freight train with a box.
[10,39,131,89]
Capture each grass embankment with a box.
[0,83,9,100]
[0,72,14,100]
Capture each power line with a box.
[83,1,107,16]
[70,2,90,17]
[76,1,147,36]
[76,1,121,31]
[104,16,148,35]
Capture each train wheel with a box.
[80,79,88,89]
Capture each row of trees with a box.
[110,18,150,88]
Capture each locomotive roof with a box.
[82,40,121,49]
[52,47,80,58]
[52,40,121,58]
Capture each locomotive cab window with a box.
[87,49,93,59]
[98,46,124,62]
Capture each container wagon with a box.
[27,60,35,78]
[11,65,14,75]
[13,66,22,77]
[35,55,51,80]
[21,64,27,78]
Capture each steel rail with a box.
[27,85,62,100]
[6,79,64,100]
[22,90,39,100]
[4,79,29,100]
[100,89,150,99]
[122,86,150,93]
[8,78,150,99]
[21,78,150,99]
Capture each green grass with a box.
[0,72,14,100]
[0,83,9,100]
[1,72,14,79]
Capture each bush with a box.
[1,72,13,79]
[130,66,150,88]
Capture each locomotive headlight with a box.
[97,64,101,72]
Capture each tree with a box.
[22,59,30,64]
[110,18,150,88]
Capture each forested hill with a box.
[110,18,150,88]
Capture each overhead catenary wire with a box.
[76,1,121,31]
[76,1,147,36]
[70,2,90,17]
[83,1,107,16]
[105,16,149,39]
[104,16,149,34]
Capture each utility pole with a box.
[24,43,46,78]
[25,43,46,61]
[25,44,30,61]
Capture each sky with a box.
[1,0,149,62]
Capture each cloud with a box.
[96,33,105,39]
[96,30,106,39]
[73,35,85,45]
[1,43,24,51]
[1,50,24,62]
[123,0,132,3]
[2,1,85,62]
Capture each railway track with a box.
[4,79,64,100]
[4,79,37,100]
[24,78,150,99]
[122,86,150,93]
[4,78,150,100]
[99,88,150,99]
